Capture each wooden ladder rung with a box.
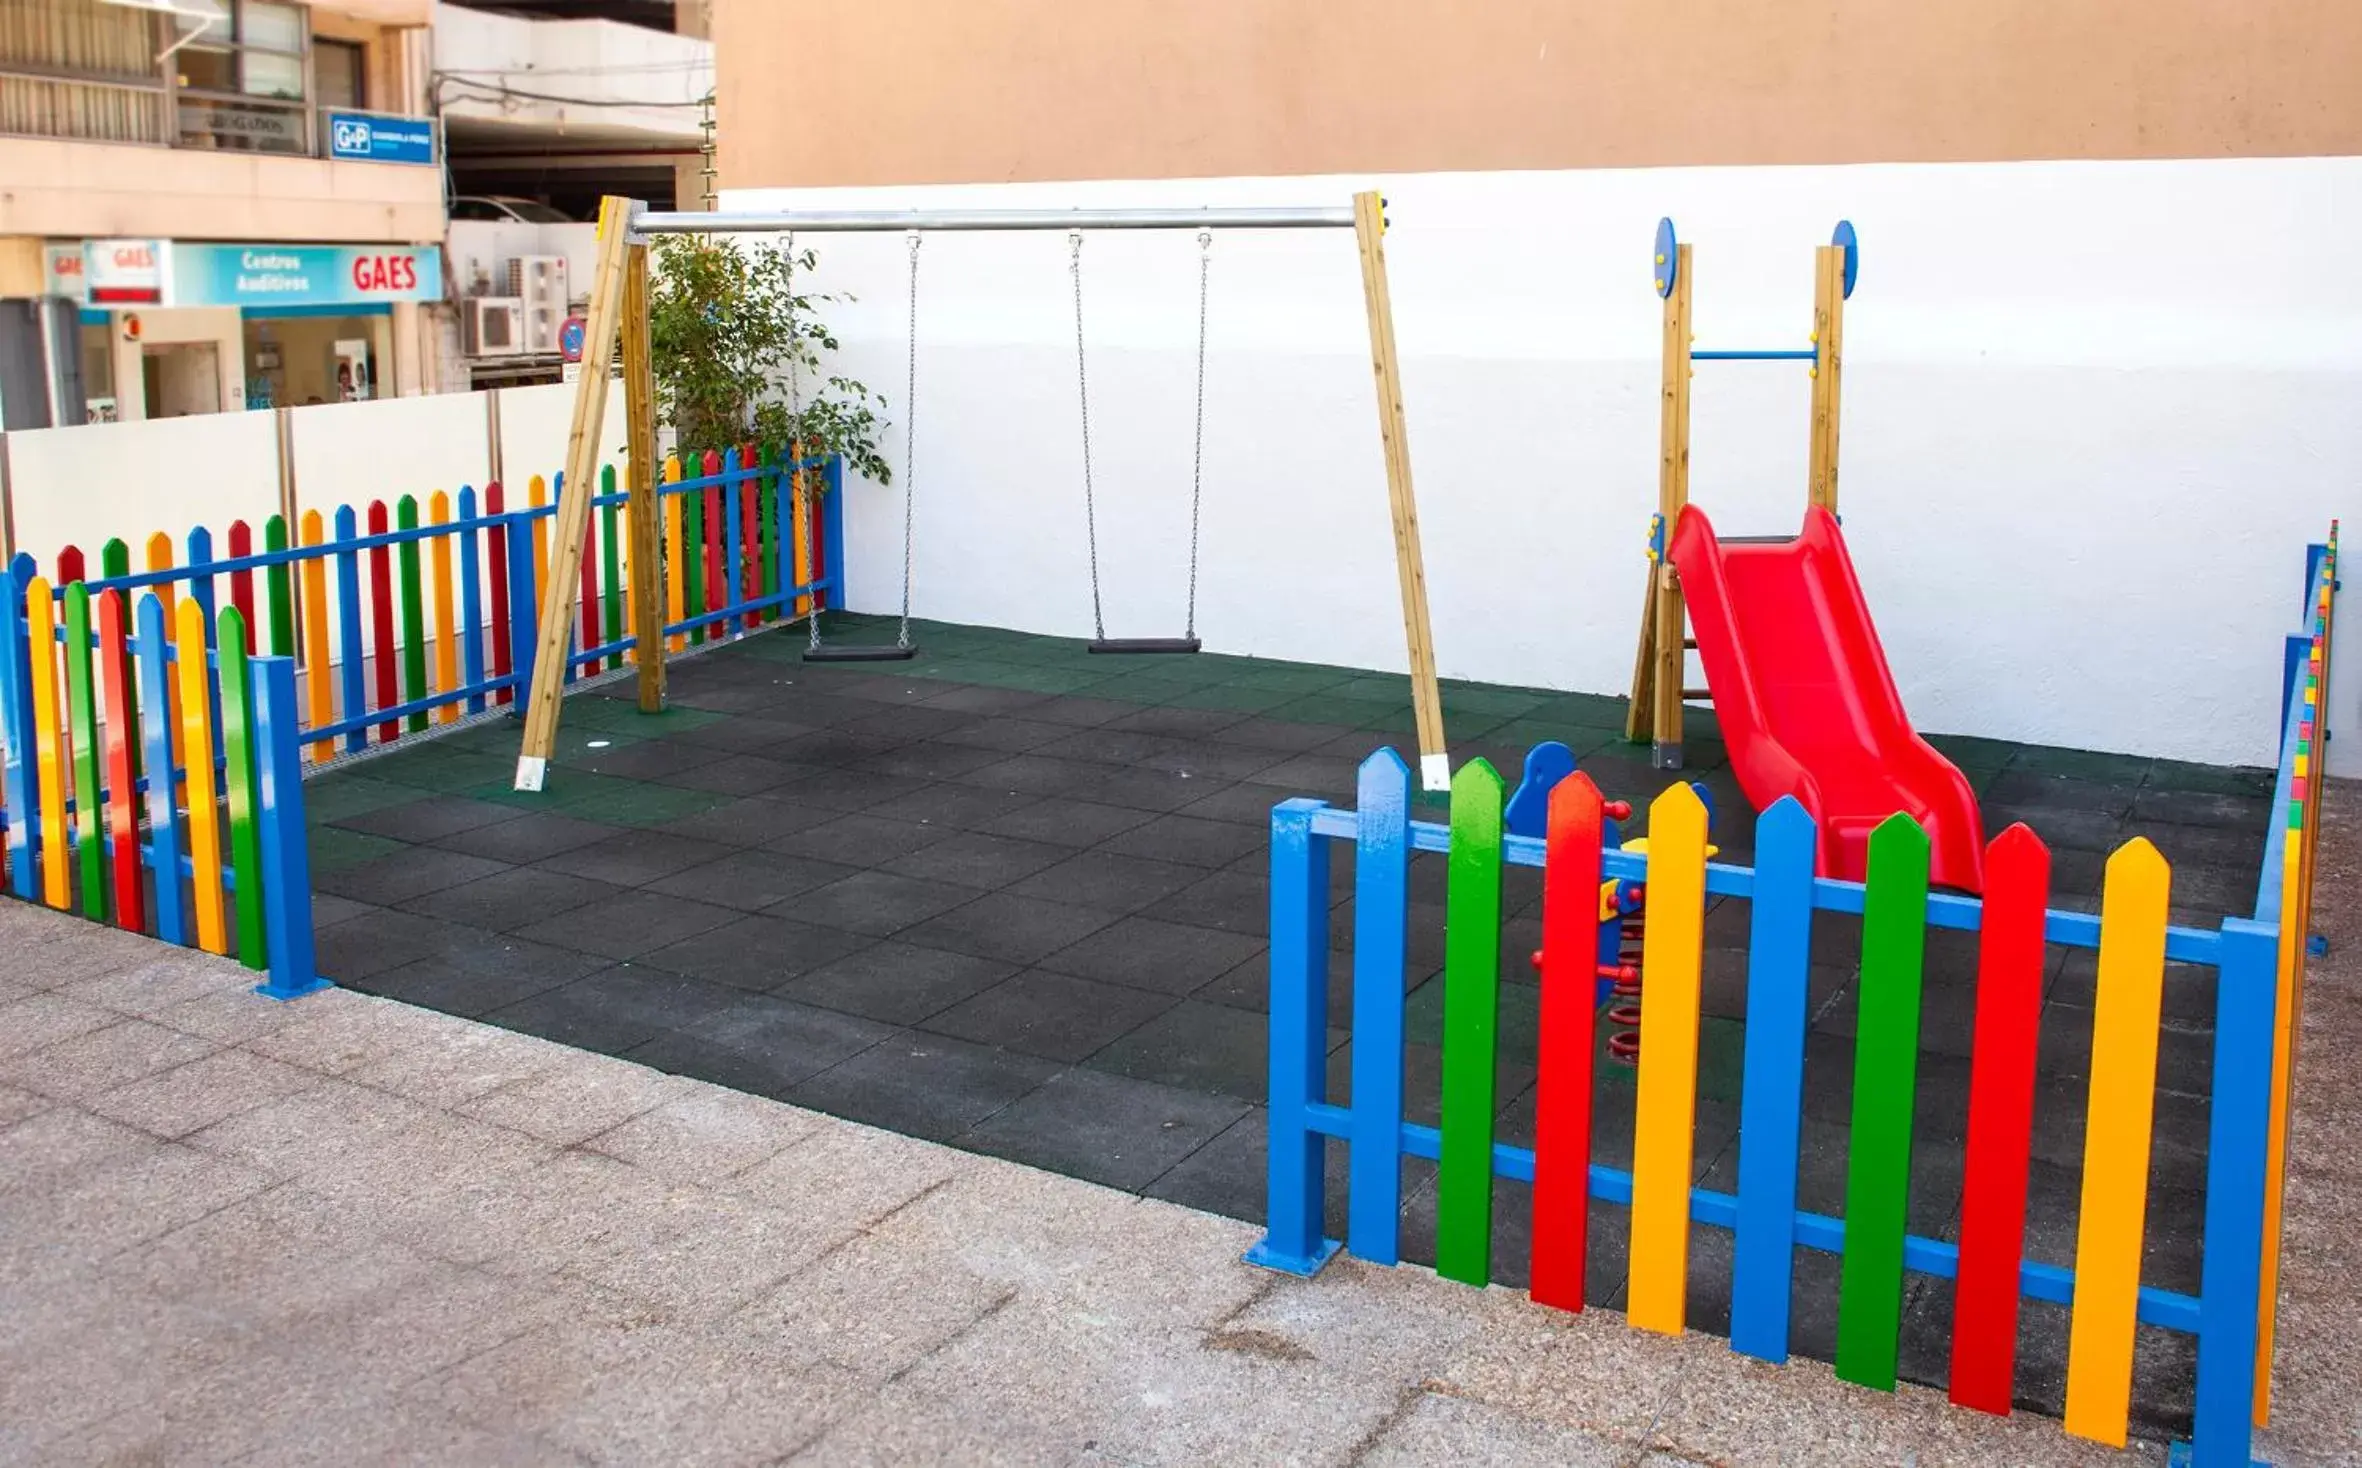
[1681,687,1711,700]
[1682,638,1698,648]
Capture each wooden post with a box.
[621,241,665,712]
[513,194,635,792]
[1808,242,1846,512]
[1351,190,1449,792]
[1627,241,1694,766]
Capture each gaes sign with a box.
[83,240,165,305]
[174,244,444,309]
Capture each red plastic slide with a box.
[1669,504,1985,892]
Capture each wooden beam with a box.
[514,194,635,792]
[1630,242,1694,766]
[621,241,665,713]
[1351,190,1450,792]
[1808,242,1846,512]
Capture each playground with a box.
[0,178,2342,1468]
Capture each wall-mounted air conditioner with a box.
[464,296,527,357]
[506,255,569,353]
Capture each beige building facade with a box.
[0,0,444,427]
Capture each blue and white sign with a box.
[326,111,436,166]
[172,244,443,309]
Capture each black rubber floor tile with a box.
[765,814,951,870]
[1035,915,1267,996]
[880,831,1071,890]
[760,692,899,729]
[783,870,979,937]
[482,963,744,1056]
[960,1067,1250,1193]
[975,797,1153,848]
[397,866,628,932]
[1098,813,1267,869]
[333,795,523,844]
[430,810,620,864]
[569,738,725,782]
[932,717,1074,754]
[824,675,942,707]
[865,783,1045,833]
[640,913,878,992]
[1172,784,1294,827]
[1084,999,1278,1103]
[767,732,915,775]
[898,893,1119,965]
[920,969,1177,1063]
[649,753,818,797]
[511,888,741,960]
[1031,727,1190,767]
[780,941,1020,1025]
[850,742,1012,782]
[1022,696,1139,729]
[668,714,821,753]
[358,952,588,1019]
[790,1031,1060,1143]
[953,753,1121,798]
[313,906,490,984]
[770,765,933,811]
[646,850,861,911]
[1071,766,1221,814]
[539,830,739,887]
[1203,717,1350,754]
[651,795,839,848]
[1141,868,1270,935]
[308,892,374,930]
[1102,705,1254,739]
[1240,754,1363,798]
[840,706,981,740]
[920,685,1054,715]
[314,847,512,907]
[627,992,896,1098]
[1007,851,1205,914]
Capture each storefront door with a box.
[141,341,222,417]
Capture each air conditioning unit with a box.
[464,296,527,357]
[506,255,569,353]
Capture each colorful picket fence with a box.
[1250,529,2340,1468]
[0,585,323,999]
[17,448,847,764]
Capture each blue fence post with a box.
[1730,797,1818,1362]
[821,453,848,613]
[2187,917,2278,1467]
[250,655,328,1002]
[458,485,486,715]
[186,525,217,626]
[0,559,36,900]
[506,501,539,701]
[134,594,187,947]
[1246,796,1342,1277]
[1348,747,1413,1265]
[333,506,367,755]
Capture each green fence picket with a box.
[1836,812,1932,1389]
[600,465,623,658]
[218,612,267,971]
[1437,757,1507,1286]
[62,583,105,921]
[263,513,295,657]
[395,494,428,732]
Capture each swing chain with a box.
[1070,229,1106,643]
[1186,227,1210,641]
[898,230,919,649]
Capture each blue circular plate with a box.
[1832,220,1859,298]
[1653,217,1677,298]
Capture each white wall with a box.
[6,410,281,571]
[291,394,496,523]
[495,381,631,496]
[723,157,2360,773]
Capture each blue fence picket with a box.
[1348,747,1414,1266]
[2190,919,2278,1467]
[251,655,329,1002]
[332,506,367,755]
[134,593,187,946]
[186,526,217,627]
[0,559,35,899]
[1245,796,1342,1277]
[1730,796,1817,1361]
[458,485,487,716]
[505,505,538,701]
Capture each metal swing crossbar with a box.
[514,192,1453,794]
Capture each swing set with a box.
[513,193,1456,794]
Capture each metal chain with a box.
[1185,228,1210,641]
[1070,230,1106,642]
[788,231,822,653]
[897,230,919,648]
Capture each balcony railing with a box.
[0,69,438,165]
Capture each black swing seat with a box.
[803,643,919,663]
[1087,637,1201,655]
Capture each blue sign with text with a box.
[327,112,436,165]
[175,244,443,309]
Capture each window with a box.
[174,0,309,154]
[315,40,365,112]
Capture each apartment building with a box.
[0,0,446,425]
